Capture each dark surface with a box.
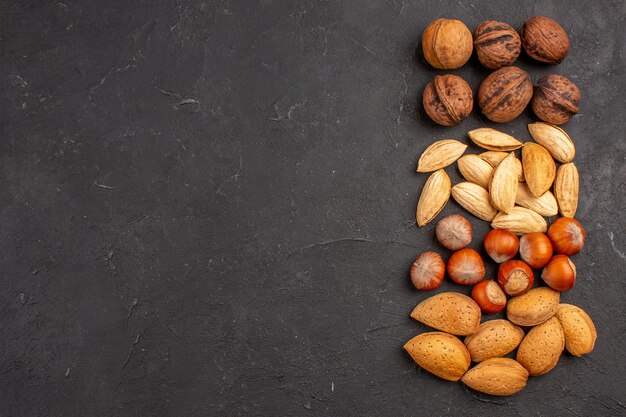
[1,1,625,416]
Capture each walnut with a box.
[531,75,580,125]
[422,18,473,69]
[478,66,533,123]
[473,21,521,69]
[423,75,473,126]
[521,16,570,64]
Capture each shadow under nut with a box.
[423,74,473,126]
[478,66,533,123]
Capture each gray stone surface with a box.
[1,0,625,415]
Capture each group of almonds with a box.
[403,16,596,397]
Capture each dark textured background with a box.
[1,0,625,416]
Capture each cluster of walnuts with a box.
[421,17,580,126]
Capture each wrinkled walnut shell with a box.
[521,16,570,64]
[473,21,521,69]
[422,18,473,69]
[423,74,474,126]
[478,66,533,123]
[531,74,580,125]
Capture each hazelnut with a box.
[478,66,533,123]
[423,75,473,126]
[531,74,580,125]
[521,16,570,64]
[422,18,473,69]
[473,21,521,69]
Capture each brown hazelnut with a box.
[521,16,570,64]
[473,21,521,69]
[422,18,473,69]
[478,66,532,123]
[531,74,580,125]
[423,74,473,126]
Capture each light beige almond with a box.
[417,140,468,172]
[528,122,575,163]
[461,358,528,396]
[451,182,498,222]
[506,287,560,327]
[522,143,556,197]
[554,163,579,218]
[410,292,481,336]
[416,169,451,227]
[516,316,564,376]
[457,155,494,189]
[464,319,525,363]
[404,332,471,381]
[491,206,548,235]
[513,156,525,182]
[489,152,518,213]
[555,304,597,356]
[481,151,524,182]
[515,183,559,216]
[468,128,523,151]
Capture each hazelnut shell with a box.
[521,16,570,64]
[422,18,473,69]
[478,66,533,123]
[531,75,580,125]
[423,74,473,126]
[473,21,521,69]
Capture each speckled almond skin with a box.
[506,287,560,326]
[516,316,565,376]
[521,16,570,64]
[478,66,533,123]
[522,142,556,197]
[473,21,521,69]
[461,358,529,396]
[410,292,481,336]
[532,75,580,125]
[555,304,597,356]
[464,319,525,362]
[404,332,471,381]
[422,75,473,126]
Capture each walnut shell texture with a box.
[422,18,473,69]
[473,21,521,69]
[478,66,533,123]
[521,16,570,64]
[423,75,473,126]
[531,74,580,125]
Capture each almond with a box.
[451,182,498,222]
[515,183,559,216]
[464,319,525,363]
[410,292,481,336]
[528,122,575,163]
[506,287,560,327]
[522,142,556,197]
[417,140,468,172]
[516,316,565,376]
[416,169,451,227]
[554,163,579,218]
[457,155,494,189]
[461,358,528,396]
[468,128,523,151]
[480,151,524,182]
[404,332,471,381]
[555,304,597,356]
[489,152,518,213]
[491,206,548,235]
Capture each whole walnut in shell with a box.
[422,18,473,69]
[473,21,521,69]
[423,75,473,126]
[478,66,533,123]
[531,74,580,125]
[521,16,570,64]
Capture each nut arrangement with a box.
[405,15,595,398]
[420,16,579,126]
